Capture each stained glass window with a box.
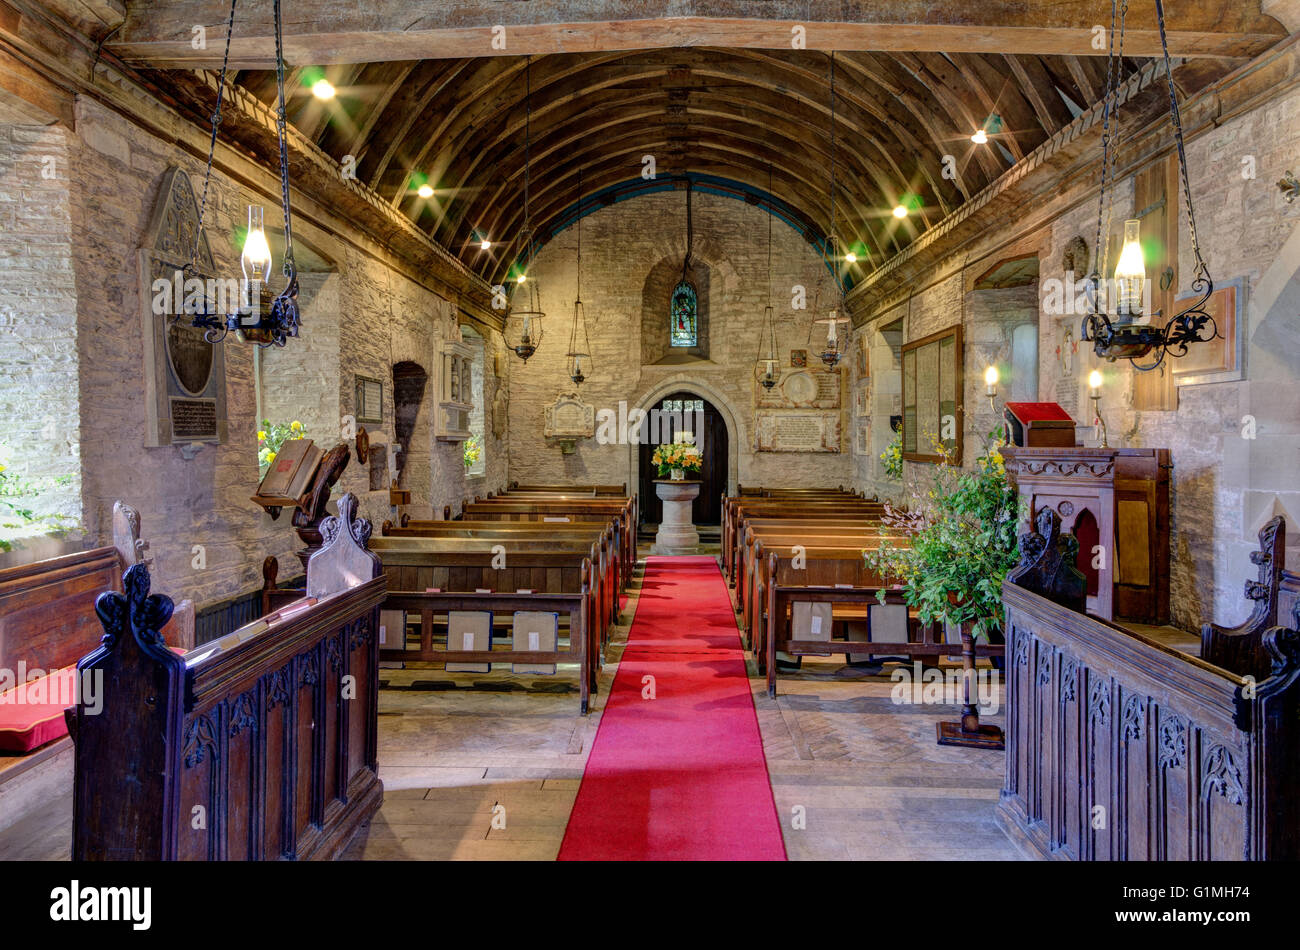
[670,281,697,347]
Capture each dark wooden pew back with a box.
[70,493,385,861]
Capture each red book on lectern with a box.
[1003,402,1077,447]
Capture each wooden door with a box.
[639,392,729,527]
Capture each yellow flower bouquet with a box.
[651,438,703,479]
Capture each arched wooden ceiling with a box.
[223,47,1143,285]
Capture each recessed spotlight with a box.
[417,184,434,199]
[516,273,526,284]
[892,205,908,219]
[480,238,491,251]
[845,251,857,263]
[311,79,335,100]
[971,129,988,144]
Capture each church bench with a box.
[68,493,385,860]
[723,500,886,583]
[461,498,635,578]
[381,517,626,605]
[745,544,894,659]
[379,588,594,714]
[998,511,1300,860]
[735,527,894,625]
[730,517,889,612]
[1200,516,1299,681]
[0,501,193,755]
[762,582,1000,697]
[375,521,622,629]
[368,537,607,666]
[508,482,627,496]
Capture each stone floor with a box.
[2,548,1036,862]
[340,550,1026,861]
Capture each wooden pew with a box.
[1201,515,1299,681]
[722,496,884,583]
[68,493,386,860]
[368,536,606,672]
[371,529,615,643]
[508,482,627,496]
[380,517,625,623]
[763,582,991,698]
[0,501,194,757]
[379,588,593,714]
[998,510,1300,860]
[461,497,635,578]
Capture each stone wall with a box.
[506,189,852,501]
[0,122,81,526]
[855,82,1300,630]
[55,96,507,610]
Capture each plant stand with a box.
[651,479,701,555]
[936,624,1005,750]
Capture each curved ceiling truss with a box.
[226,47,1146,285]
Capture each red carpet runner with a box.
[559,556,787,860]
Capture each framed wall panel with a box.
[901,324,963,464]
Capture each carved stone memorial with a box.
[138,167,228,448]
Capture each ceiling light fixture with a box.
[971,128,988,145]
[180,0,300,348]
[1080,0,1219,370]
[506,57,544,362]
[311,78,335,100]
[417,183,434,199]
[756,163,780,390]
[814,53,850,369]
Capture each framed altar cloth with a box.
[901,324,963,465]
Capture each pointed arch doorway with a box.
[638,390,730,528]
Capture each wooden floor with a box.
[2,548,1040,861]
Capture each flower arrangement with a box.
[258,418,306,477]
[0,444,79,552]
[651,436,703,478]
[880,424,903,480]
[864,426,1024,641]
[463,435,482,469]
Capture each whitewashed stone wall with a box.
[855,83,1300,630]
[506,190,852,496]
[55,97,507,610]
[0,123,81,525]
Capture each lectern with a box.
[1002,446,1170,625]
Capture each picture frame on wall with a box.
[900,324,963,465]
[790,349,808,368]
[355,375,384,425]
[1172,277,1247,387]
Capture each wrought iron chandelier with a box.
[813,52,849,369]
[1080,0,1218,371]
[180,0,300,348]
[506,57,544,362]
[755,163,779,389]
[566,168,592,385]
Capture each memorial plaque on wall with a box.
[901,324,962,464]
[138,167,228,447]
[755,411,841,453]
[755,367,841,411]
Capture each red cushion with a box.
[0,647,190,754]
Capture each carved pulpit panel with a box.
[138,167,228,448]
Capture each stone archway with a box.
[628,376,744,516]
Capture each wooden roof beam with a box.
[109,1,1287,67]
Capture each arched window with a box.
[670,281,697,347]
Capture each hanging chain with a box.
[187,0,238,278]
[1093,0,1128,288]
[828,51,837,274]
[1155,0,1209,283]
[522,56,533,272]
[575,165,582,302]
[759,163,769,308]
[272,0,295,280]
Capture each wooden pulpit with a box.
[1002,446,1170,625]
